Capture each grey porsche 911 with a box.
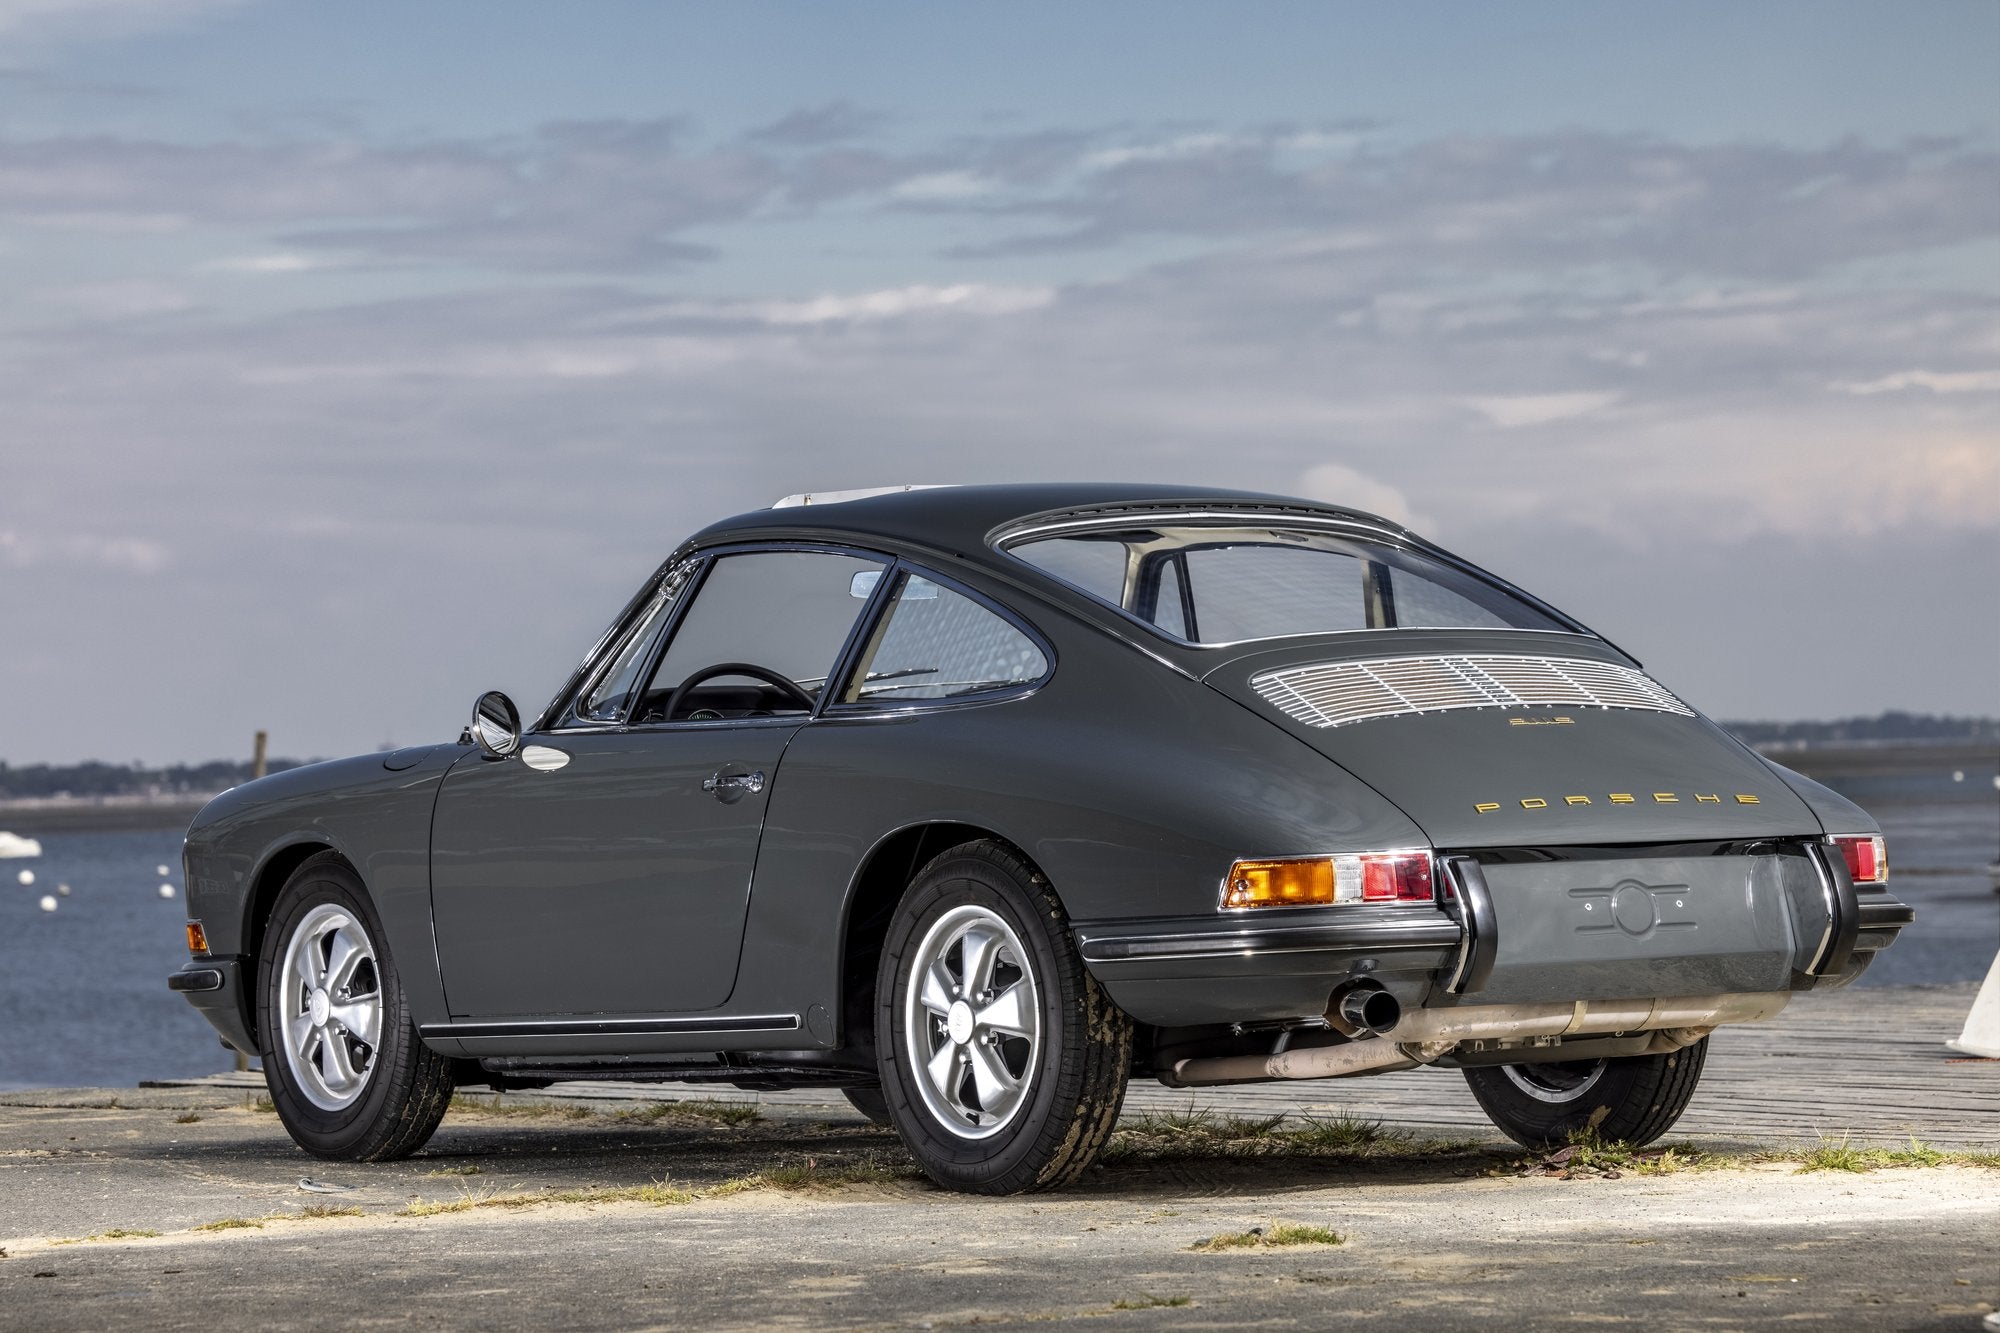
[170,483,1910,1194]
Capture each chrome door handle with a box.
[702,770,766,798]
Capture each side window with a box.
[576,564,692,722]
[846,574,1048,703]
[638,550,885,720]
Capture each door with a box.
[428,546,887,1019]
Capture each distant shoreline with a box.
[0,798,210,834]
[1,738,1991,836]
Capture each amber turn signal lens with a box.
[1223,858,1334,908]
[185,920,209,955]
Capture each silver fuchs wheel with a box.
[902,904,1042,1140]
[876,840,1131,1195]
[277,902,384,1111]
[257,851,454,1162]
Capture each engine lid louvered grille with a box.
[1251,654,1692,728]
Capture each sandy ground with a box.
[1,1088,1995,1331]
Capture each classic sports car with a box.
[170,483,1911,1193]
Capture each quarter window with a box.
[846,575,1048,702]
[577,564,692,722]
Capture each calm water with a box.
[2,779,1996,1090]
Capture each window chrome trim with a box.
[990,509,1595,650]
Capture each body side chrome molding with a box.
[420,1013,802,1040]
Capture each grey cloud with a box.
[747,101,889,146]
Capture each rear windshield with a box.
[1006,523,1575,644]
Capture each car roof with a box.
[686,482,1408,566]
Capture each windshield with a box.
[1006,523,1576,644]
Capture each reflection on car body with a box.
[170,483,1912,1194]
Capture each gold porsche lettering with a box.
[1472,787,1764,814]
[1508,716,1575,726]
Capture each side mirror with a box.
[471,690,522,759]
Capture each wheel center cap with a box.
[309,988,330,1026]
[946,1000,975,1045]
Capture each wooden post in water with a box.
[234,730,270,1074]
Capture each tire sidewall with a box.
[875,856,1074,1189]
[257,855,411,1157]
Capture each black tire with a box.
[875,840,1131,1194]
[1461,1038,1709,1149]
[842,1086,894,1127]
[257,852,454,1162]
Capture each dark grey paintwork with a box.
[171,483,1911,1073]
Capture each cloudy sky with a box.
[2,1,1995,765]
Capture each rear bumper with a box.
[1075,907,1459,1026]
[1076,843,1915,1028]
[168,956,257,1056]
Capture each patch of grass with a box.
[1793,1135,1951,1174]
[1110,1294,1193,1310]
[247,1096,275,1113]
[422,1164,484,1177]
[395,1160,917,1219]
[48,1228,161,1246]
[445,1093,764,1126]
[448,1094,593,1121]
[1498,1131,1996,1180]
[1191,1223,1344,1251]
[297,1205,362,1220]
[173,1113,202,1124]
[192,1217,263,1232]
[1106,1105,1478,1165]
[613,1099,762,1127]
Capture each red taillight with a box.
[1831,834,1887,885]
[1361,851,1436,903]
[1222,850,1435,908]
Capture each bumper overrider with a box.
[168,956,258,1056]
[1076,841,1914,1036]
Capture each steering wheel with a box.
[662,662,816,722]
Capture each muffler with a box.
[1161,991,1788,1088]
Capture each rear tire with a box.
[1462,1037,1709,1149]
[257,852,454,1162]
[875,841,1131,1194]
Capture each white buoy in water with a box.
[57,883,71,897]
[158,883,176,900]
[17,869,34,886]
[1954,770,1965,782]
[38,895,56,912]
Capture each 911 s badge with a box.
[1571,880,1698,939]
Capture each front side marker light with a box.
[1830,834,1887,885]
[1223,851,1435,909]
[185,920,210,955]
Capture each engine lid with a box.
[1203,633,1820,848]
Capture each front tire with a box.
[1462,1038,1709,1150]
[875,841,1131,1194]
[257,852,453,1161]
